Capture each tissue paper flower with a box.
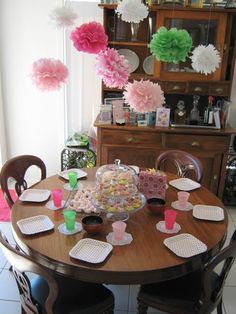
[116,0,148,23]
[49,6,77,28]
[123,79,165,113]
[95,48,130,89]
[149,27,192,63]
[70,21,108,54]
[190,44,221,75]
[30,58,69,91]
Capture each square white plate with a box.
[164,233,207,258]
[193,205,224,221]
[58,168,87,180]
[69,238,113,264]
[19,189,51,202]
[169,178,201,191]
[17,215,54,235]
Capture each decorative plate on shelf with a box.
[143,55,154,75]
[117,49,139,73]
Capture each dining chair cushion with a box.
[31,273,114,314]
[138,270,219,313]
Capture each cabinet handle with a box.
[215,88,223,94]
[191,141,200,147]
[213,175,218,180]
[194,87,203,92]
[127,137,139,143]
[172,85,181,91]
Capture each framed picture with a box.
[225,0,236,7]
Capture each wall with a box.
[0,0,65,178]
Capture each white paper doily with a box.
[46,200,68,210]
[63,182,83,191]
[156,221,181,234]
[171,200,193,211]
[106,232,133,246]
[58,222,82,235]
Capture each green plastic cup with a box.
[68,171,78,189]
[63,210,76,231]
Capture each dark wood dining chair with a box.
[0,155,46,208]
[0,231,115,314]
[137,229,236,314]
[155,150,203,183]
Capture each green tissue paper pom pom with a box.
[149,27,193,63]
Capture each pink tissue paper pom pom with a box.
[70,21,108,54]
[95,48,130,89]
[123,79,165,113]
[31,58,69,91]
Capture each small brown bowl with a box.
[82,215,103,234]
[146,198,166,215]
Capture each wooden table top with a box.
[11,168,228,285]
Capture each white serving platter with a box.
[193,205,224,221]
[19,189,51,202]
[58,168,87,180]
[117,49,139,73]
[17,215,54,235]
[164,233,207,258]
[169,178,201,191]
[69,238,113,264]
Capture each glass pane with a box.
[162,18,218,73]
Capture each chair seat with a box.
[31,273,114,314]
[138,270,219,314]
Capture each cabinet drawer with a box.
[209,82,230,96]
[101,130,163,146]
[165,82,186,94]
[187,82,208,95]
[164,134,228,151]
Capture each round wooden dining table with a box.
[11,167,228,285]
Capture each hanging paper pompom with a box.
[95,48,130,89]
[49,6,77,28]
[190,44,221,75]
[116,0,148,23]
[70,22,108,54]
[123,79,165,113]
[30,58,69,91]
[149,27,192,63]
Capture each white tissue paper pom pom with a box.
[116,0,148,23]
[190,44,221,75]
[50,6,77,28]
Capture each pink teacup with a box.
[177,191,190,208]
[112,221,127,241]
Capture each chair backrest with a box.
[0,155,46,208]
[0,231,58,314]
[198,230,236,314]
[155,150,203,182]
